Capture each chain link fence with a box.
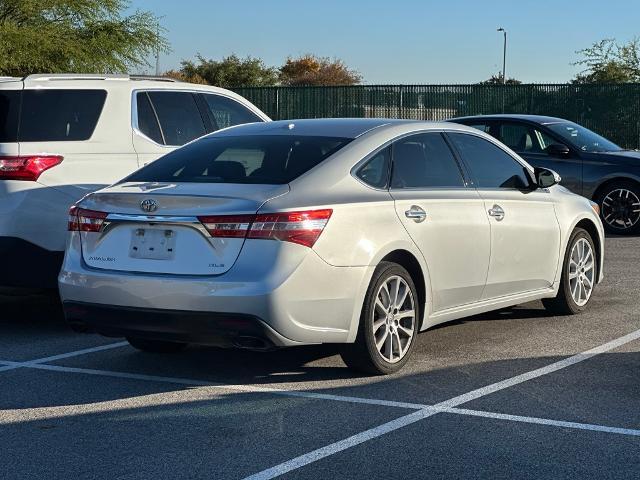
[233,84,640,149]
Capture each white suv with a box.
[0,74,269,290]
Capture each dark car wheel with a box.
[597,180,640,235]
[340,261,419,375]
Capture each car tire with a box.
[340,261,419,375]
[126,337,188,353]
[596,180,640,235]
[543,228,597,315]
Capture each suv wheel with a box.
[597,180,640,235]
[543,228,596,315]
[127,337,188,353]
[341,262,419,375]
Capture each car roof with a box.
[450,114,571,125]
[211,118,476,139]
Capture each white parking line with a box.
[444,407,640,437]
[0,342,128,373]
[242,328,640,479]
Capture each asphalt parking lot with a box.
[1,235,639,480]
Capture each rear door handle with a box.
[488,204,505,221]
[405,205,427,223]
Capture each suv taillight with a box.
[198,209,332,248]
[68,206,108,232]
[0,155,63,181]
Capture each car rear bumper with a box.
[63,301,289,349]
[0,237,63,289]
[59,236,373,345]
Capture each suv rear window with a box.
[0,89,107,142]
[126,135,352,184]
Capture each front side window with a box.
[391,133,465,189]
[448,133,531,189]
[125,135,352,184]
[356,147,390,189]
[202,94,263,131]
[135,93,163,144]
[146,91,206,146]
[19,89,107,141]
[497,122,545,153]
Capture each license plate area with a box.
[129,228,176,260]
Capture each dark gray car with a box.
[450,114,640,235]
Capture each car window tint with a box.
[448,133,531,189]
[135,93,163,144]
[19,90,106,141]
[498,122,543,153]
[125,135,352,184]
[468,123,490,133]
[356,147,390,189]
[202,94,263,131]
[0,90,20,142]
[391,133,464,188]
[147,91,206,146]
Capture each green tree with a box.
[479,73,522,85]
[178,54,279,87]
[0,0,168,77]
[279,54,362,86]
[573,38,640,83]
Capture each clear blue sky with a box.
[129,0,639,84]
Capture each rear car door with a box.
[447,132,561,300]
[389,132,490,312]
[493,120,583,194]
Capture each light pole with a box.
[497,27,507,84]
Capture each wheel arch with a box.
[574,218,602,281]
[591,176,640,202]
[379,249,429,329]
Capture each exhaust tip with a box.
[233,336,272,351]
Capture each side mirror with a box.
[545,143,570,157]
[534,167,561,188]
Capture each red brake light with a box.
[249,209,332,248]
[197,209,333,248]
[68,206,107,232]
[0,155,63,181]
[197,215,254,238]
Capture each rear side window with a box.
[448,133,531,189]
[125,135,352,184]
[19,90,106,141]
[391,133,465,188]
[146,91,206,146]
[202,94,262,131]
[0,90,20,142]
[135,93,163,144]
[356,147,390,189]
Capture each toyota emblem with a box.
[140,198,158,213]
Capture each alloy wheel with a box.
[601,188,640,231]
[568,238,595,307]
[371,275,416,364]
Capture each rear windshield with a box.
[125,135,352,184]
[0,89,107,142]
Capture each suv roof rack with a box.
[22,73,181,83]
[24,73,130,81]
[130,75,180,83]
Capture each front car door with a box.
[447,132,561,300]
[389,132,491,312]
[492,120,583,195]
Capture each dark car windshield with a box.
[547,122,621,153]
[125,134,352,184]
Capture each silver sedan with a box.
[59,119,605,374]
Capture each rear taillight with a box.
[68,206,108,232]
[0,155,63,181]
[197,209,332,248]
